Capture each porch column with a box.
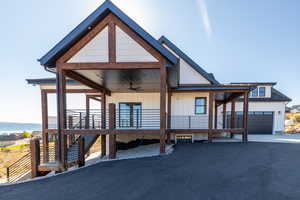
[160,61,167,154]
[101,93,106,157]
[208,92,214,143]
[167,91,172,144]
[243,92,249,142]
[41,90,49,163]
[214,103,218,129]
[222,103,226,129]
[85,96,90,129]
[230,100,236,138]
[108,103,116,159]
[57,68,67,171]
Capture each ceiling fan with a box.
[128,81,143,91]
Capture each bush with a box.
[22,131,32,138]
[295,116,300,123]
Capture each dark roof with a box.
[158,36,220,85]
[39,0,178,67]
[236,88,292,102]
[26,78,79,85]
[231,82,277,86]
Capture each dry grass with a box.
[285,113,300,133]
[0,145,30,179]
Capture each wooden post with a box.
[208,92,214,143]
[57,68,67,171]
[160,61,167,154]
[30,138,40,178]
[101,93,106,157]
[214,103,218,129]
[108,103,116,159]
[85,96,90,129]
[230,100,236,138]
[167,91,172,144]
[223,103,226,129]
[78,137,85,167]
[243,92,249,142]
[41,90,49,163]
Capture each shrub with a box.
[23,131,32,138]
[295,116,300,123]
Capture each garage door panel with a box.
[227,112,273,135]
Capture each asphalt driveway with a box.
[1,142,300,200]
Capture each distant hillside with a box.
[0,122,41,133]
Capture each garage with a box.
[228,112,274,135]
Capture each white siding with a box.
[227,102,287,134]
[106,93,160,109]
[162,44,210,85]
[68,27,109,63]
[179,59,211,84]
[116,26,158,62]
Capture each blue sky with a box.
[0,0,299,123]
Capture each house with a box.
[287,105,300,113]
[25,1,290,175]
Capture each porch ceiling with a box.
[73,69,177,92]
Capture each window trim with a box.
[259,87,266,97]
[195,97,207,115]
[251,88,258,97]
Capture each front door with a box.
[119,103,142,128]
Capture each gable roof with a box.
[39,0,178,67]
[158,36,220,85]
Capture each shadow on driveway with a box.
[1,142,300,200]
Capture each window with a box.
[119,103,142,128]
[259,87,266,97]
[195,97,207,114]
[251,88,258,97]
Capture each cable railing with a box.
[6,153,31,183]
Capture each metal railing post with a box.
[79,112,82,129]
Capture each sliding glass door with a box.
[119,103,142,128]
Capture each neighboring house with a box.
[24,1,291,176]
[288,105,300,113]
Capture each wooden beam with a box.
[60,62,161,70]
[230,100,236,138]
[63,129,109,135]
[160,61,167,154]
[168,128,245,134]
[167,91,172,144]
[222,103,226,129]
[214,103,218,129]
[171,89,250,93]
[57,69,68,171]
[208,92,214,143]
[101,93,106,157]
[43,89,99,94]
[85,96,90,129]
[108,103,116,159]
[78,137,85,167]
[243,92,249,142]
[64,70,111,95]
[41,90,49,163]
[30,138,40,178]
[108,21,116,63]
[111,129,160,135]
